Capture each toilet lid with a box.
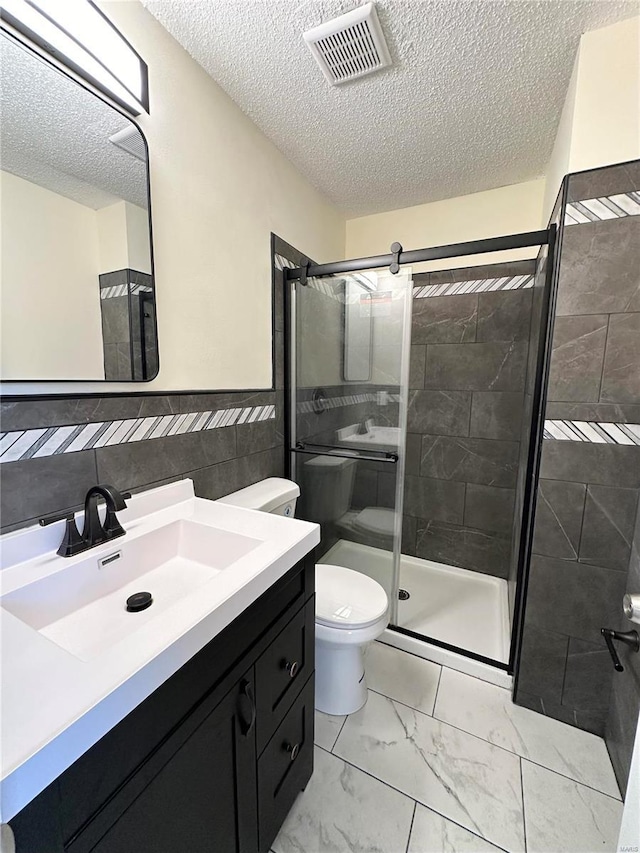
[353,507,395,537]
[315,564,388,629]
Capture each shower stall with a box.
[283,228,555,680]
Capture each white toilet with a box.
[218,476,389,716]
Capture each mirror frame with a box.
[0,24,158,385]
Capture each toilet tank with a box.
[217,477,300,517]
[302,455,356,523]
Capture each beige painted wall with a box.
[101,1,345,392]
[346,179,546,272]
[0,171,105,379]
[97,201,151,274]
[544,16,640,218]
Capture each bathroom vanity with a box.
[1,482,319,853]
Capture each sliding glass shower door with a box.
[288,267,412,620]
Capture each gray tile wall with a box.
[515,162,640,791]
[0,235,296,533]
[405,261,536,579]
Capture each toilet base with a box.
[315,641,368,716]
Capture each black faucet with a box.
[40,484,130,557]
[82,485,129,548]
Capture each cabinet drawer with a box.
[255,596,314,753]
[257,675,314,853]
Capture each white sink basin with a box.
[0,478,320,823]
[337,423,401,452]
[2,519,261,661]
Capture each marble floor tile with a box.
[314,710,346,752]
[364,642,441,715]
[522,761,623,853]
[434,668,620,798]
[272,746,415,853]
[408,803,504,853]
[333,691,524,852]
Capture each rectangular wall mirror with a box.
[0,29,158,382]
[343,274,374,381]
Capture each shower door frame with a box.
[284,227,557,675]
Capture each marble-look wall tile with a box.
[567,161,640,201]
[409,345,426,390]
[191,447,282,502]
[525,555,627,644]
[404,476,464,522]
[420,435,519,487]
[469,391,524,440]
[562,637,613,712]
[476,289,532,343]
[545,401,640,423]
[539,440,640,488]
[416,519,510,577]
[532,479,586,561]
[547,314,608,402]
[578,484,639,571]
[412,293,477,344]
[95,427,237,490]
[515,689,607,736]
[555,216,640,316]
[236,419,279,456]
[407,390,470,436]
[516,624,569,705]
[464,483,515,535]
[0,450,98,530]
[405,433,422,476]
[600,312,640,403]
[424,341,528,392]
[402,514,417,556]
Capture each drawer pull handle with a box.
[285,742,300,762]
[284,660,299,678]
[238,680,256,736]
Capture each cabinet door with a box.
[81,673,258,853]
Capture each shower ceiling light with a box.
[0,0,148,114]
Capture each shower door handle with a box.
[293,441,398,464]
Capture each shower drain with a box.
[398,588,411,601]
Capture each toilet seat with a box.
[316,564,388,630]
[353,506,395,537]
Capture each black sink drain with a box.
[398,588,410,601]
[126,591,153,612]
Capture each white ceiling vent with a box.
[303,3,391,86]
[109,126,146,162]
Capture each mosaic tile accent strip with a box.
[100,283,153,299]
[413,274,534,299]
[0,405,276,464]
[543,420,640,445]
[564,192,640,226]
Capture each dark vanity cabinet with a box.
[10,553,316,853]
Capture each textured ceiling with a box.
[144,0,638,216]
[0,33,148,210]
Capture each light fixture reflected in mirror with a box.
[0,0,148,114]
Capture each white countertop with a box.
[0,480,319,822]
